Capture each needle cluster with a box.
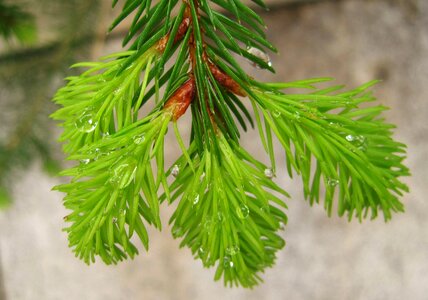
[52,0,409,287]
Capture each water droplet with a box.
[345,135,368,152]
[200,172,206,182]
[346,135,355,142]
[273,110,281,118]
[223,256,234,268]
[328,122,342,129]
[293,111,301,122]
[237,204,250,219]
[113,87,122,96]
[260,204,270,213]
[204,218,212,234]
[171,165,180,178]
[112,217,118,224]
[97,76,107,83]
[198,247,205,258]
[217,212,224,223]
[193,194,200,205]
[80,158,90,165]
[92,148,101,160]
[246,46,272,69]
[133,134,145,145]
[356,136,368,151]
[226,245,240,256]
[109,157,138,189]
[75,110,97,133]
[327,178,339,187]
[264,168,274,179]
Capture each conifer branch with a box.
[51,0,410,288]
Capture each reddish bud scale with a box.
[156,15,191,53]
[163,76,196,121]
[207,61,247,97]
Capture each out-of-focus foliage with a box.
[0,0,36,44]
[0,0,105,207]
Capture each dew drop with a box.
[226,245,240,256]
[246,46,272,69]
[328,122,342,129]
[193,194,200,205]
[345,135,355,142]
[273,110,281,118]
[237,204,250,219]
[171,164,180,178]
[294,111,301,122]
[356,135,368,151]
[223,256,234,269]
[327,178,339,187]
[260,204,270,213]
[217,212,224,223]
[133,134,145,145]
[203,218,212,232]
[80,158,90,165]
[198,247,205,258]
[264,168,274,179]
[113,87,123,96]
[75,110,97,133]
[200,172,206,182]
[345,135,368,152]
[92,148,101,161]
[109,157,138,189]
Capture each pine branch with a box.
[167,136,288,287]
[250,80,409,221]
[51,0,410,288]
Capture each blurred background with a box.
[0,0,427,299]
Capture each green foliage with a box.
[52,0,409,288]
[55,112,170,264]
[250,80,410,221]
[0,186,11,208]
[0,0,36,44]
[168,136,288,287]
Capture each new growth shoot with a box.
[52,0,409,288]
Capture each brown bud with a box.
[174,16,190,44]
[164,76,196,121]
[207,61,247,97]
[156,14,191,52]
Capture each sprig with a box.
[51,49,160,154]
[249,81,409,221]
[51,0,410,288]
[168,135,288,287]
[54,112,171,264]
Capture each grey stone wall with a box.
[0,0,427,299]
